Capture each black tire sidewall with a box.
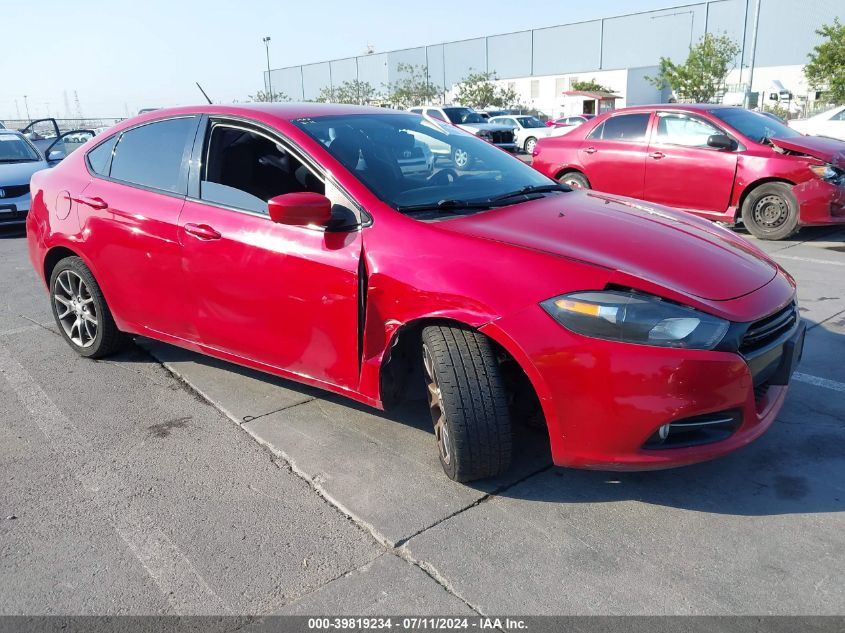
[741,183,799,240]
[559,171,590,189]
[49,257,109,358]
[525,137,537,153]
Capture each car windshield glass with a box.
[443,108,485,124]
[0,133,40,162]
[710,108,800,142]
[293,113,559,216]
[517,116,545,128]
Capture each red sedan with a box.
[27,104,804,482]
[532,104,845,240]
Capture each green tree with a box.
[316,80,377,105]
[570,78,614,93]
[248,90,290,103]
[454,70,519,109]
[648,33,740,103]
[384,63,439,108]
[804,18,845,104]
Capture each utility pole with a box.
[263,36,273,101]
[744,0,762,109]
[23,95,30,120]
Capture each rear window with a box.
[588,113,651,142]
[86,135,118,175]
[110,117,196,194]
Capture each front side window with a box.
[0,133,40,163]
[709,107,800,143]
[655,112,721,148]
[443,108,485,124]
[516,116,545,129]
[588,113,651,142]
[425,109,447,122]
[293,113,556,216]
[201,124,324,214]
[110,117,196,193]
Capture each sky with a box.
[1,0,684,119]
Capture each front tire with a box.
[524,137,538,154]
[741,182,800,240]
[558,171,590,190]
[421,326,512,482]
[50,256,129,358]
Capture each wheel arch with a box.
[43,245,82,287]
[554,166,588,182]
[736,176,796,217]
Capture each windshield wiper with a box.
[489,183,569,203]
[396,199,495,214]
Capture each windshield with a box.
[443,108,485,124]
[517,116,545,129]
[293,113,558,216]
[710,108,801,143]
[0,133,40,162]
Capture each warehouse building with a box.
[264,0,843,119]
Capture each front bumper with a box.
[0,193,30,226]
[494,142,517,152]
[794,178,845,225]
[482,301,803,471]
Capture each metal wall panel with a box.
[754,0,844,67]
[356,52,390,91]
[268,67,304,101]
[487,31,532,79]
[426,44,446,93]
[330,57,358,88]
[705,0,749,67]
[386,47,428,84]
[301,62,331,101]
[602,5,709,69]
[443,38,486,88]
[531,21,602,76]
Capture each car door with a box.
[44,130,96,164]
[578,112,652,198]
[178,118,363,391]
[80,116,199,337]
[643,111,738,212]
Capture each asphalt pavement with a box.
[1,222,843,616]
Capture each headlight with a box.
[478,130,492,139]
[808,163,844,183]
[540,290,729,350]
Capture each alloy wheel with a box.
[53,270,98,348]
[422,344,451,465]
[525,137,537,154]
[453,148,469,169]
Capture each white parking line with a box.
[773,254,845,267]
[0,343,231,615]
[793,372,845,393]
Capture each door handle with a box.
[649,151,666,159]
[72,196,108,210]
[184,223,222,241]
[583,146,597,154]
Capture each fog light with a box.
[658,424,671,441]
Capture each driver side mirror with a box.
[707,134,736,151]
[268,192,332,227]
[48,150,66,162]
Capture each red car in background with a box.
[532,104,845,240]
[28,104,803,482]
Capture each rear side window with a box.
[588,113,651,142]
[110,117,196,194]
[86,135,118,175]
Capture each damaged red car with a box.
[28,104,804,482]
[532,104,845,240]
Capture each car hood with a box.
[458,122,513,132]
[440,192,778,302]
[0,160,48,186]
[770,135,845,164]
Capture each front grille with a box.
[490,131,514,144]
[740,303,797,353]
[643,410,742,450]
[0,184,29,199]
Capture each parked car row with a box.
[532,104,845,240]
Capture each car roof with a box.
[605,103,736,115]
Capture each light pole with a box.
[23,95,31,120]
[262,36,273,102]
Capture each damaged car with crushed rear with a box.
[27,104,805,482]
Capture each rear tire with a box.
[421,325,512,482]
[558,171,590,190]
[741,182,800,240]
[49,256,129,358]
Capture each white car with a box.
[789,105,845,141]
[488,115,560,153]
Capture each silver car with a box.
[0,131,49,227]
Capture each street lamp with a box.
[262,36,273,102]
